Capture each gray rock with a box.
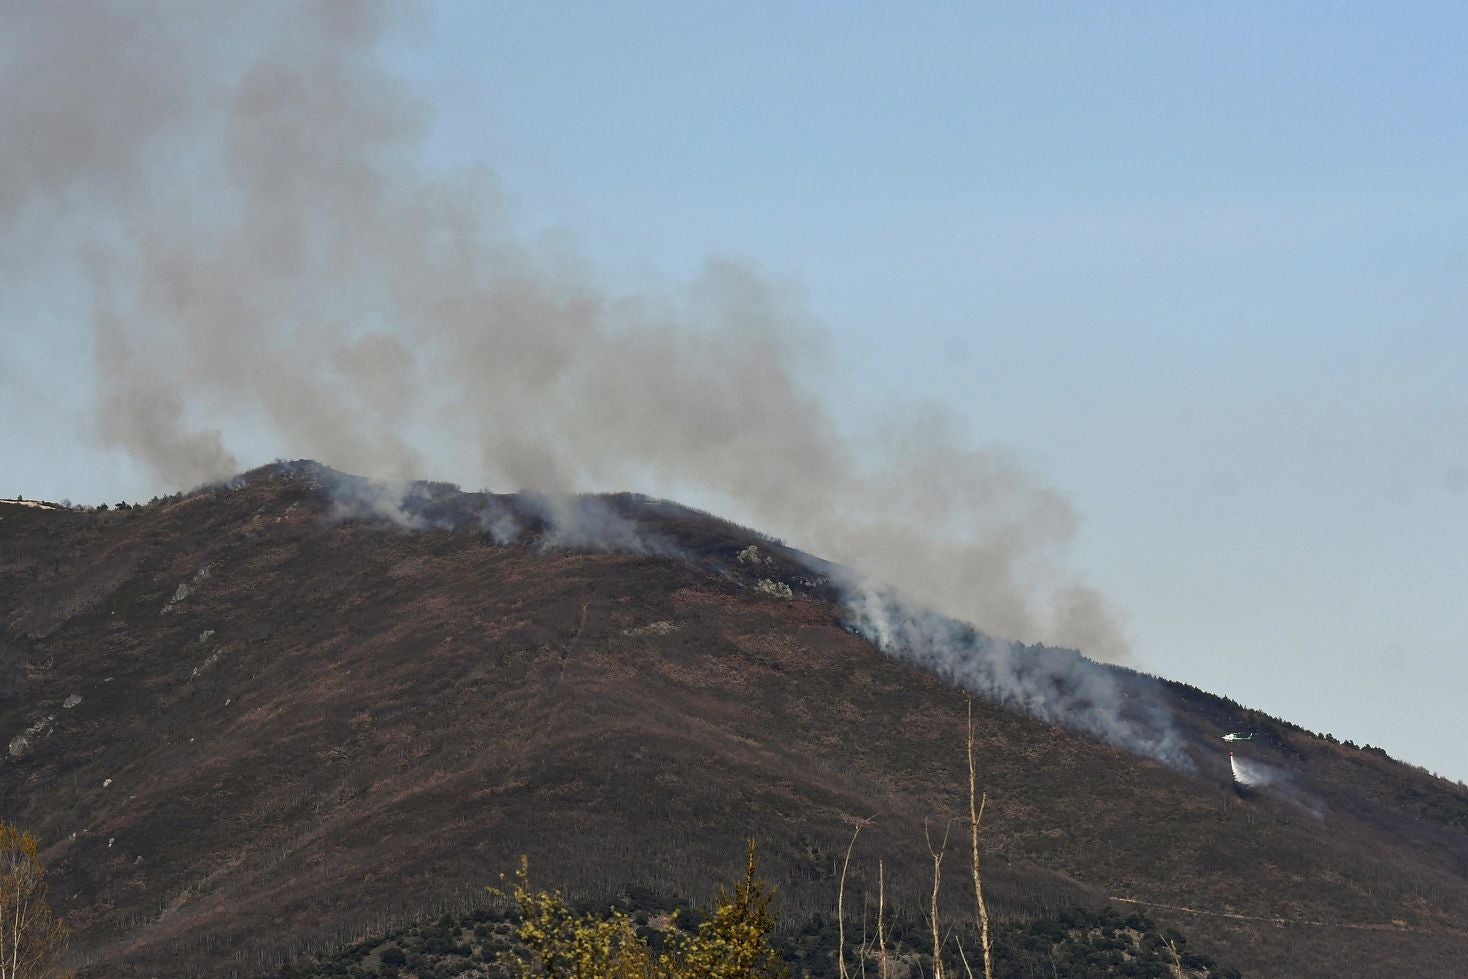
[737,544,774,566]
[753,578,794,600]
[7,715,55,759]
[162,562,215,614]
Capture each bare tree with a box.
[875,860,889,979]
[967,700,993,979]
[837,816,875,979]
[954,935,976,979]
[0,822,68,979]
[924,818,956,979]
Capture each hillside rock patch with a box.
[736,545,774,566]
[753,578,793,600]
[8,715,55,759]
[162,562,215,614]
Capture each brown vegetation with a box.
[499,840,786,978]
[0,822,68,979]
[1,465,1467,977]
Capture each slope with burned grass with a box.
[2,463,1466,977]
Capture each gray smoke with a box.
[1,1,1130,661]
[318,469,435,531]
[844,583,1188,767]
[521,494,679,557]
[286,460,681,558]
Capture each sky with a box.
[2,3,1465,781]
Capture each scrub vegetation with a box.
[4,465,1468,977]
[0,821,69,979]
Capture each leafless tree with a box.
[967,700,993,979]
[838,814,876,979]
[875,860,890,979]
[924,818,956,979]
[0,822,68,979]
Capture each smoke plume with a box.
[844,584,1187,766]
[1,2,1129,661]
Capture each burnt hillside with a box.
[3,463,1467,977]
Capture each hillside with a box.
[3,462,1467,977]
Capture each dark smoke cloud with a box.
[1,1,1130,661]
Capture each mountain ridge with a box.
[3,461,1467,976]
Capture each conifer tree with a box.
[665,839,787,979]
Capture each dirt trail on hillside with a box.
[1109,895,1445,935]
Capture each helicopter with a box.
[1222,732,1255,742]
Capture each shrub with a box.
[0,821,69,979]
[495,839,788,979]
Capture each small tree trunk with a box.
[968,700,994,979]
[925,819,952,979]
[838,820,864,979]
[877,860,889,979]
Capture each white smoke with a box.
[322,472,431,530]
[521,494,680,557]
[842,582,1190,768]
[289,463,679,557]
[476,499,523,546]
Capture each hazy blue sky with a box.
[4,3,1465,780]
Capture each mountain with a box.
[3,462,1467,977]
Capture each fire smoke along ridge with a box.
[286,461,681,558]
[842,582,1191,768]
[255,462,1175,764]
[519,493,682,557]
[2,3,1127,664]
